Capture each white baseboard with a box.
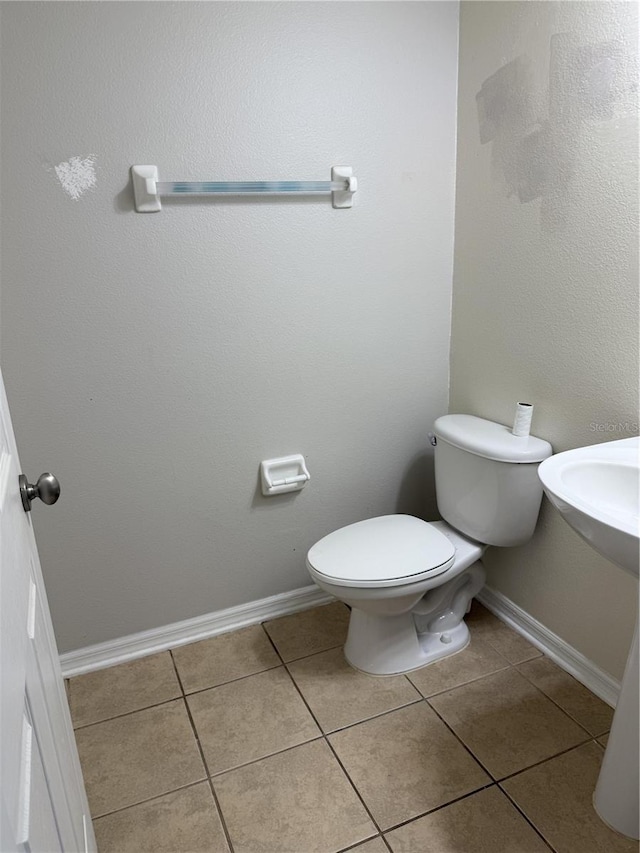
[477,586,620,708]
[60,584,333,678]
[60,579,622,710]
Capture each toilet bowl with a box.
[307,517,487,674]
[306,414,552,676]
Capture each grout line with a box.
[259,620,347,665]
[71,695,183,730]
[264,628,385,843]
[337,836,391,853]
[381,781,497,835]
[170,648,187,697]
[198,690,469,781]
[423,659,605,778]
[72,650,289,728]
[207,735,326,779]
[91,779,211,822]
[426,690,597,788]
[495,736,596,785]
[283,673,424,736]
[282,642,345,663]
[169,651,236,853]
[174,629,327,781]
[205,768,237,853]
[323,735,385,841]
[514,664,611,740]
[259,621,287,662]
[468,620,544,668]
[321,695,425,734]
[423,696,498,782]
[320,696,424,735]
[179,662,283,697]
[74,654,340,729]
[406,662,512,701]
[497,785,557,852]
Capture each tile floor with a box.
[67,600,635,853]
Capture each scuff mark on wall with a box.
[54,155,97,200]
[476,33,637,230]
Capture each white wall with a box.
[0,2,460,652]
[451,1,638,680]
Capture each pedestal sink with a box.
[538,436,639,840]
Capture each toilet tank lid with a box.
[434,414,553,463]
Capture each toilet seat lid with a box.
[306,515,456,588]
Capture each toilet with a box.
[306,414,552,675]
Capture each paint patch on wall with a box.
[476,57,537,145]
[476,33,637,230]
[54,155,97,200]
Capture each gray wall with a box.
[0,2,460,652]
[451,1,638,680]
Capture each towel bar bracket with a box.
[131,165,161,213]
[331,166,357,209]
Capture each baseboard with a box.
[60,579,622,707]
[60,584,333,678]
[477,586,620,708]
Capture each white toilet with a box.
[306,414,552,675]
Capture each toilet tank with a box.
[433,414,553,547]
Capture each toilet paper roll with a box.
[512,402,534,437]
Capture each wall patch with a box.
[54,155,97,200]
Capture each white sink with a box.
[538,437,639,577]
[538,436,639,840]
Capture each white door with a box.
[0,369,96,853]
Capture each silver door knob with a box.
[19,473,61,512]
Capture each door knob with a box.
[19,473,61,512]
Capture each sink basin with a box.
[538,435,639,840]
[538,436,639,577]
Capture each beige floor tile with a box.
[328,702,489,829]
[68,653,182,728]
[467,601,542,664]
[385,786,549,853]
[93,783,229,852]
[288,647,420,732]
[348,839,389,853]
[502,742,637,852]
[187,667,320,774]
[517,657,614,736]
[263,602,350,661]
[597,733,609,747]
[429,668,587,779]
[172,625,280,693]
[213,739,376,852]
[75,699,205,817]
[407,637,509,698]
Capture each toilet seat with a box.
[306,515,456,589]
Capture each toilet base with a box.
[344,610,469,676]
[345,614,470,676]
[343,562,485,676]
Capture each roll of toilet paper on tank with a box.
[512,402,534,437]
